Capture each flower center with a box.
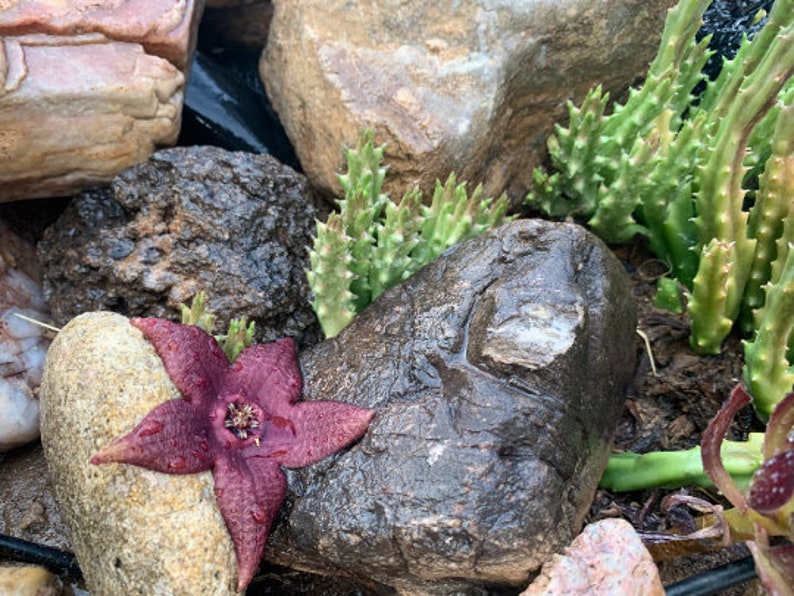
[224,400,261,441]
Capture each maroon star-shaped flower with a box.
[90,318,375,592]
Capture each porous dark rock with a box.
[269,219,637,594]
[37,146,321,346]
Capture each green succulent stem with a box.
[744,246,794,421]
[308,131,512,338]
[600,433,764,492]
[528,0,794,360]
[741,98,794,334]
[180,292,255,362]
[687,2,794,353]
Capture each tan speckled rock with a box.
[0,564,59,596]
[39,311,237,595]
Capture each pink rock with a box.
[522,518,664,595]
[0,0,203,201]
[0,0,200,68]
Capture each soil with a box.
[591,240,767,594]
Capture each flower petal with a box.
[90,399,213,474]
[268,401,375,468]
[130,318,229,403]
[213,454,286,592]
[226,338,302,407]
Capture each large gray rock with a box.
[259,0,676,208]
[0,0,203,202]
[37,146,322,347]
[40,312,238,594]
[268,219,636,593]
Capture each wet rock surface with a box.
[38,146,321,347]
[40,311,238,594]
[260,0,676,208]
[267,219,636,593]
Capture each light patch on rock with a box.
[483,302,584,368]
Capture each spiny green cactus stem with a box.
[743,101,794,420]
[180,292,255,362]
[687,2,794,354]
[216,317,256,363]
[653,276,684,314]
[308,131,512,338]
[307,215,357,339]
[743,257,794,421]
[741,98,794,335]
[337,131,389,312]
[687,239,735,355]
[369,188,424,301]
[528,0,794,358]
[527,0,712,239]
[181,291,216,334]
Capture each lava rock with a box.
[40,311,238,594]
[260,0,676,209]
[269,219,637,593]
[38,146,321,347]
[699,0,775,80]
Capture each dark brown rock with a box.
[37,146,321,347]
[268,219,636,594]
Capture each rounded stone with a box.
[39,311,237,594]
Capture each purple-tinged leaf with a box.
[747,535,794,596]
[747,451,794,515]
[764,391,794,461]
[702,383,752,512]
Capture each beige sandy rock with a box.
[0,0,202,202]
[39,311,237,594]
[0,564,60,596]
[522,518,664,595]
[260,0,676,209]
